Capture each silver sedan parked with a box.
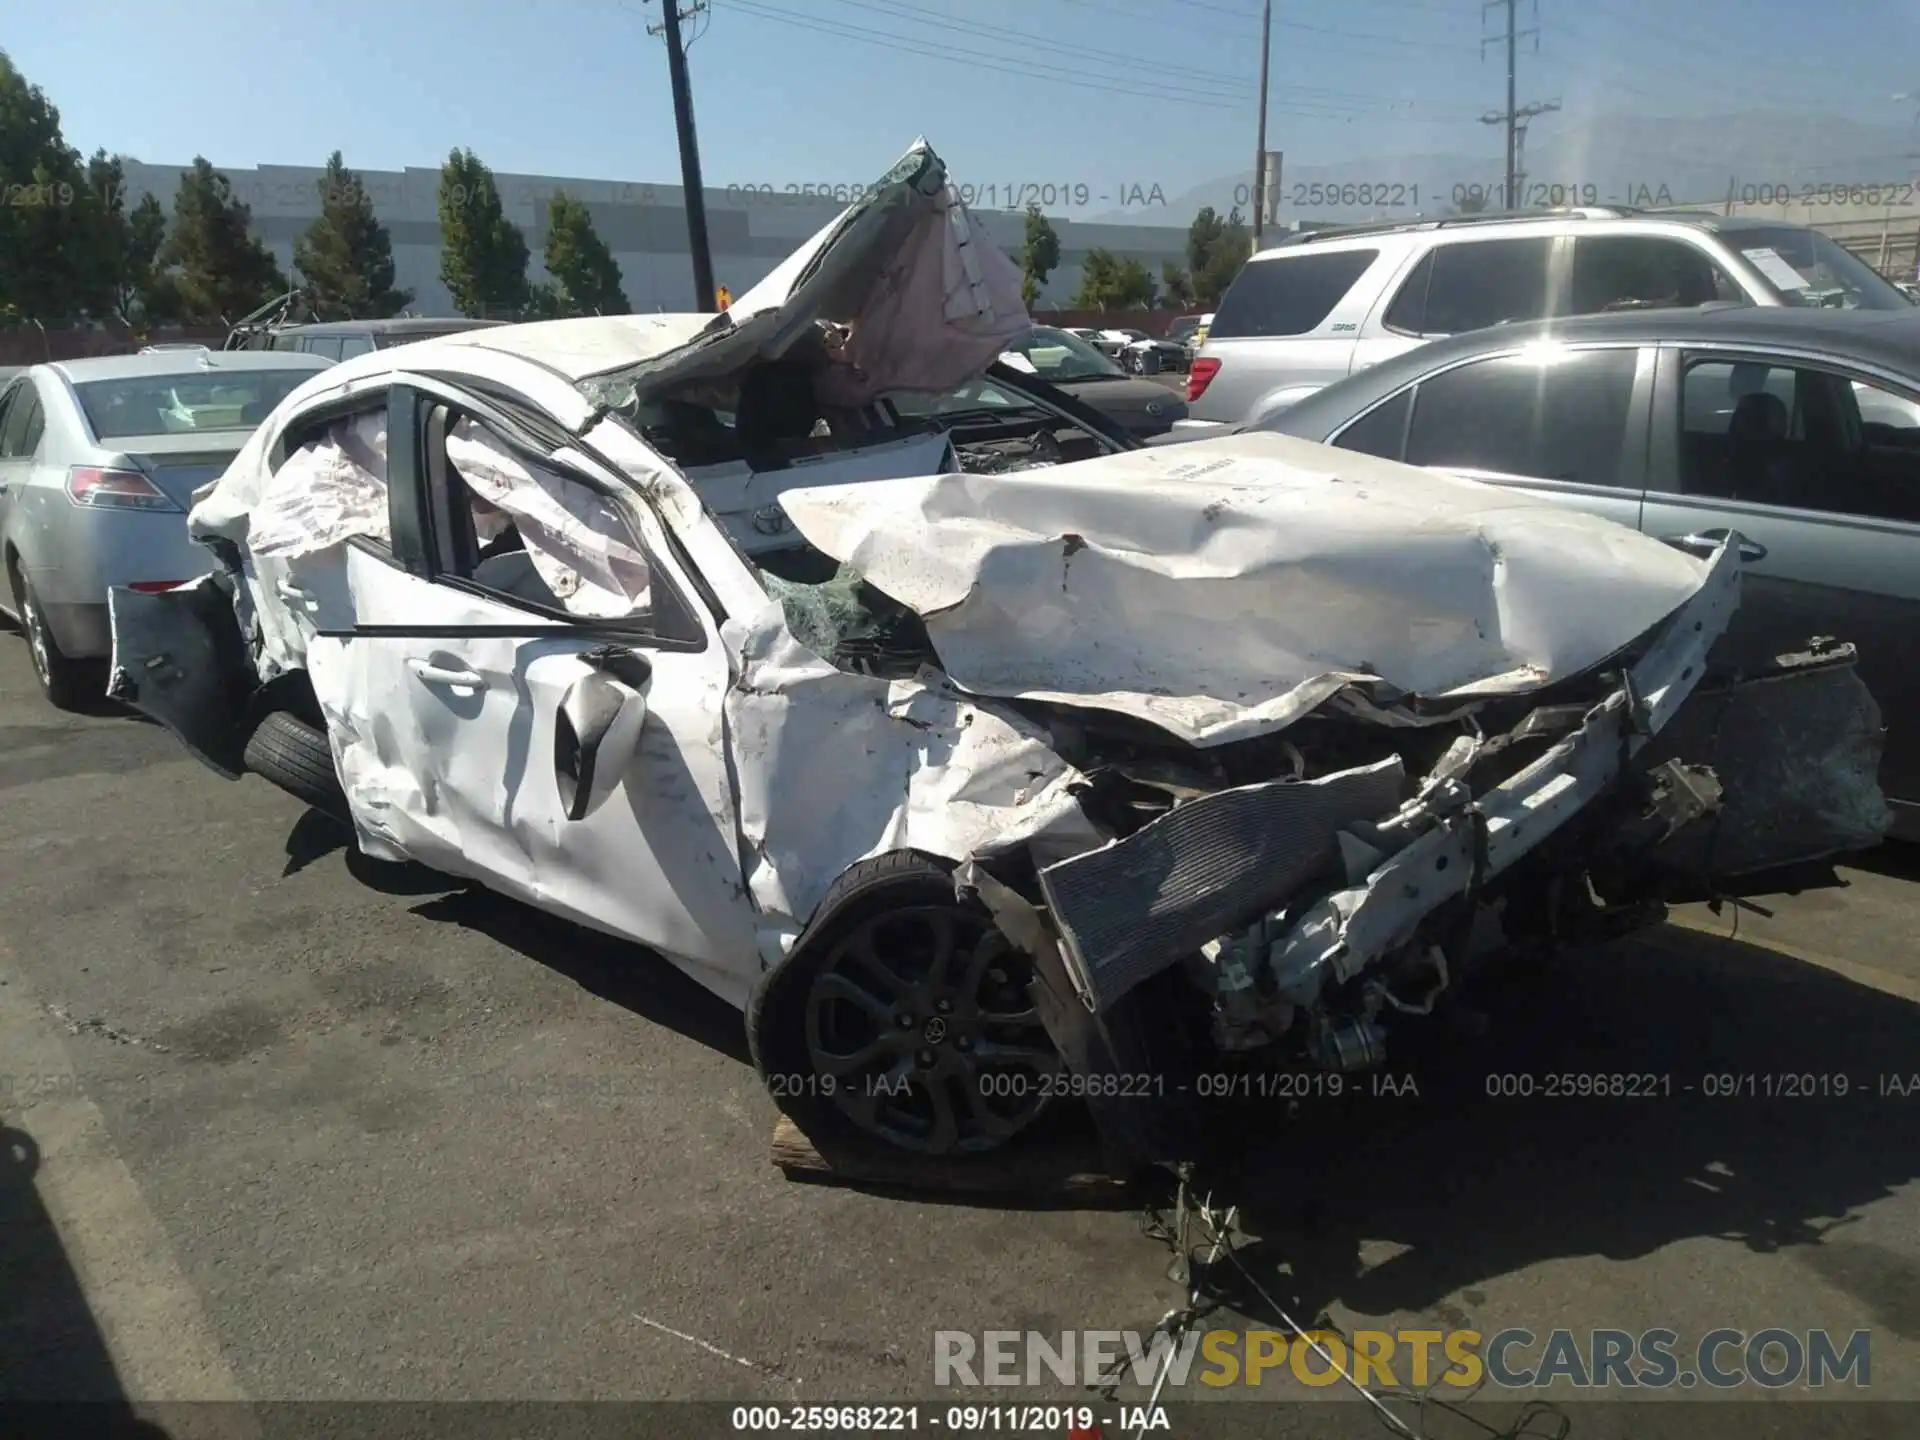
[0,349,333,708]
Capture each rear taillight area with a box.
[1187,357,1221,403]
[66,467,181,512]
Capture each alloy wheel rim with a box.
[20,586,50,681]
[803,904,1058,1154]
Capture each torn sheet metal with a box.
[578,139,1027,411]
[719,597,1102,934]
[812,179,1031,407]
[1638,647,1892,879]
[447,420,652,616]
[777,429,1714,745]
[1038,757,1410,1013]
[1264,540,1742,1006]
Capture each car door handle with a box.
[408,660,486,688]
[1663,530,1767,563]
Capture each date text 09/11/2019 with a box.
[730,1404,1169,1433]
[762,1071,1423,1102]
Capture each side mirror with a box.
[554,651,651,821]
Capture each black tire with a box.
[747,850,1062,1158]
[9,567,94,712]
[244,709,349,822]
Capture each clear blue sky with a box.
[9,0,1918,214]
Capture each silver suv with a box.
[1182,206,1912,430]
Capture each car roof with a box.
[1268,304,1920,434]
[1258,206,1814,256]
[46,350,338,383]
[272,317,508,336]
[1399,303,1920,366]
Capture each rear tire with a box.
[10,568,93,712]
[244,709,349,822]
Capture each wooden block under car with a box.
[769,1115,1135,1202]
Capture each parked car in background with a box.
[1117,329,1192,374]
[1000,326,1189,436]
[0,350,335,707]
[1238,304,1920,836]
[1182,207,1914,433]
[1163,313,1206,356]
[1090,327,1150,360]
[228,316,508,361]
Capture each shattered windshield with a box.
[1735,227,1911,310]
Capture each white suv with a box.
[1182,207,1913,430]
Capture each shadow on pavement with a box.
[280,808,454,896]
[407,885,753,1066]
[1200,922,1920,1337]
[0,1123,173,1435]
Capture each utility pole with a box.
[1481,0,1541,210]
[1251,0,1272,253]
[649,0,717,312]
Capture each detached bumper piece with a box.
[1036,757,1407,1013]
[106,573,255,779]
[1632,642,1890,889]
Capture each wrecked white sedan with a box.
[109,144,1890,1166]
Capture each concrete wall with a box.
[118,160,1193,316]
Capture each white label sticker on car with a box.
[1743,247,1811,291]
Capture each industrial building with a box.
[116,159,1195,317]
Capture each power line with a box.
[726,0,1398,114]
[1041,0,1477,61]
[832,0,1255,90]
[837,0,1441,109]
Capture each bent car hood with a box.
[777,430,1714,745]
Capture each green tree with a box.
[1186,205,1250,307]
[542,192,628,316]
[1019,203,1061,308]
[294,151,411,319]
[152,158,289,324]
[438,149,529,319]
[1161,261,1195,310]
[72,152,173,325]
[1073,249,1156,310]
[0,51,95,323]
[1452,188,1491,215]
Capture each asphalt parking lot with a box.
[3,627,1919,1435]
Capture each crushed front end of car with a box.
[760,432,1891,1165]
